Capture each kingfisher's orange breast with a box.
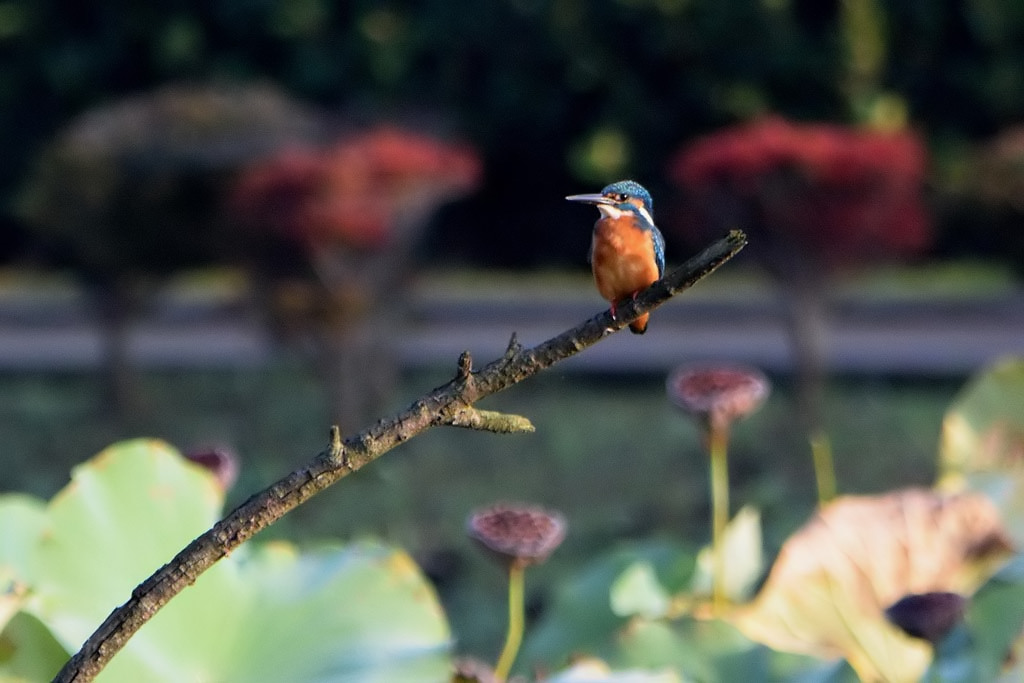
[590,216,661,304]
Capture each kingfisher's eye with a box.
[615,193,628,202]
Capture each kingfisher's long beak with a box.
[565,193,613,205]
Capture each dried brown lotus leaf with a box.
[733,488,1013,682]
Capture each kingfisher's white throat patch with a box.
[597,203,654,227]
[596,204,627,220]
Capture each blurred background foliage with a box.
[2,0,1024,269]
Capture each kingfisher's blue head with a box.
[565,179,655,228]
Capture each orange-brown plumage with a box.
[590,215,662,333]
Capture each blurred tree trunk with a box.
[780,271,830,441]
[92,281,143,419]
[315,304,400,432]
[305,214,422,430]
[781,272,840,501]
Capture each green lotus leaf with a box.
[927,554,1024,682]
[0,611,69,680]
[225,541,451,682]
[690,505,763,603]
[522,541,696,671]
[28,439,225,651]
[938,357,1024,545]
[615,619,716,680]
[545,656,682,682]
[0,494,47,633]
[611,561,672,620]
[0,495,47,580]
[7,439,451,682]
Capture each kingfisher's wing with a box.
[651,226,666,277]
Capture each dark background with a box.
[2,0,1024,270]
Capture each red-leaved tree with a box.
[230,126,481,427]
[668,117,931,497]
[670,117,929,272]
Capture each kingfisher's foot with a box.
[609,293,642,321]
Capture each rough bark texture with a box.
[53,230,746,683]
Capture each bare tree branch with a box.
[53,230,746,683]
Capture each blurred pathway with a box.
[0,278,1021,375]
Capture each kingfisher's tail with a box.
[629,313,650,334]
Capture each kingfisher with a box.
[566,180,666,334]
